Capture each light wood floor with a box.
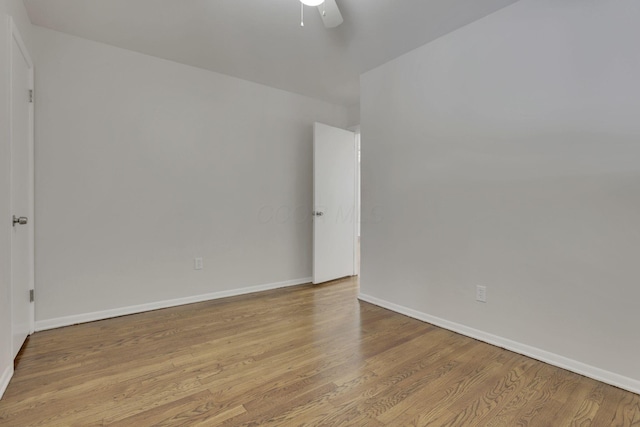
[1,277,639,426]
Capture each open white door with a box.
[313,122,356,284]
[10,18,35,358]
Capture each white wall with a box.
[346,103,360,130]
[360,0,640,391]
[0,0,33,398]
[33,27,347,325]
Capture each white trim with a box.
[347,124,361,277]
[27,40,35,336]
[0,364,13,400]
[352,131,358,276]
[35,277,312,331]
[312,122,317,283]
[358,293,640,395]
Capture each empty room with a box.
[1,0,639,425]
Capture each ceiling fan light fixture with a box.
[300,0,325,6]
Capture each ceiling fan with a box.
[299,0,343,28]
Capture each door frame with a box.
[348,125,360,277]
[9,16,35,342]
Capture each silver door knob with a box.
[12,215,28,226]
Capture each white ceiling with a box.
[24,0,519,106]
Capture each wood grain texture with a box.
[1,276,638,426]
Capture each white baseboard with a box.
[35,277,312,332]
[0,364,13,400]
[358,293,640,395]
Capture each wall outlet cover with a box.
[476,285,487,303]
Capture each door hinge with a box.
[28,89,33,103]
[29,289,34,303]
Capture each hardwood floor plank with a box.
[485,363,557,427]
[431,356,538,426]
[568,382,607,427]
[369,343,504,423]
[609,393,640,427]
[385,350,522,425]
[107,389,220,426]
[511,369,589,426]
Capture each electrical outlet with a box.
[194,257,203,270]
[476,285,487,303]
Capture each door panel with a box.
[10,26,33,358]
[313,123,356,284]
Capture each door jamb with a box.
[348,125,360,277]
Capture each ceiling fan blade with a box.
[317,0,343,28]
